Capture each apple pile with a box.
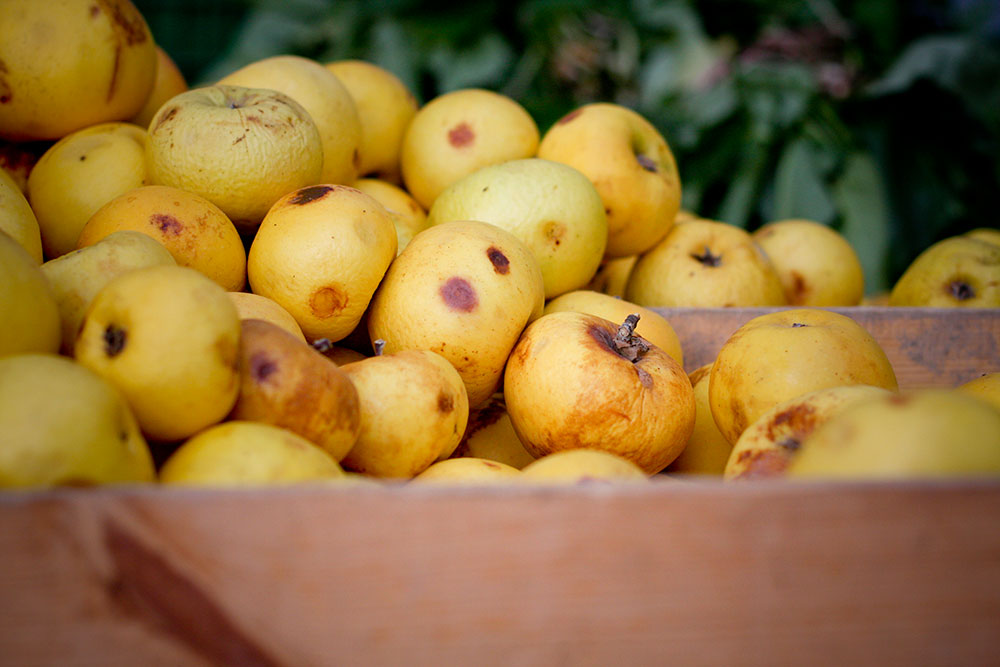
[2,0,1000,489]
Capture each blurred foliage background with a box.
[134,0,1000,294]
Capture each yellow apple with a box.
[537,103,681,258]
[160,421,346,487]
[626,218,787,307]
[227,292,306,343]
[709,308,899,445]
[449,394,536,470]
[520,449,650,483]
[889,235,1000,307]
[543,289,684,367]
[427,158,608,298]
[230,319,360,462]
[724,384,894,480]
[325,60,419,183]
[41,230,176,354]
[27,122,149,259]
[504,311,696,474]
[583,255,638,298]
[752,218,865,306]
[340,349,470,479]
[75,265,241,442]
[400,88,539,209]
[411,457,521,484]
[0,0,156,141]
[788,389,1000,479]
[0,230,61,357]
[77,184,246,291]
[367,220,545,407]
[956,372,1000,413]
[248,184,397,343]
[0,353,155,488]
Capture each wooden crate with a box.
[1,307,999,665]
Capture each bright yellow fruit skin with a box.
[0,167,42,262]
[160,421,345,487]
[340,349,470,479]
[248,185,397,343]
[28,122,149,259]
[77,184,246,292]
[325,60,419,183]
[709,308,899,446]
[752,219,865,306]
[0,230,61,357]
[626,218,787,308]
[368,220,545,407]
[0,0,157,141]
[889,236,1000,307]
[74,265,241,442]
[411,457,521,484]
[521,449,650,483]
[537,103,681,258]
[957,372,1000,413]
[227,292,306,343]
[400,88,540,209]
[0,353,155,488]
[789,389,1000,479]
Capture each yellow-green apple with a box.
[889,235,1000,307]
[427,158,607,298]
[537,102,681,258]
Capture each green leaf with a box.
[834,151,892,294]
[772,137,837,223]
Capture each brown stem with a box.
[612,314,649,362]
[311,338,333,353]
[373,339,387,356]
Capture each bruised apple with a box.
[504,311,695,474]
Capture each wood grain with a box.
[2,480,999,666]
[652,307,1000,387]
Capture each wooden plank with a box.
[2,480,999,666]
[652,306,1000,387]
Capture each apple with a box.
[664,363,732,476]
[788,389,1000,479]
[889,235,1000,307]
[537,102,681,258]
[0,167,42,263]
[504,310,696,474]
[751,218,865,306]
[448,394,536,470]
[400,88,540,210]
[520,449,650,483]
[146,85,323,229]
[426,158,608,299]
[41,230,176,354]
[723,384,893,480]
[229,319,361,462]
[351,178,429,256]
[27,122,149,259]
[367,220,545,407]
[0,230,61,357]
[411,457,521,485]
[543,289,684,367]
[218,55,362,186]
[709,308,899,446]
[131,44,188,129]
[325,60,419,183]
[339,349,470,479]
[625,218,787,307]
[0,0,156,141]
[956,372,1000,413]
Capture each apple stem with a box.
[311,338,333,353]
[373,339,386,356]
[612,314,649,362]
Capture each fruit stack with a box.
[1,0,999,489]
